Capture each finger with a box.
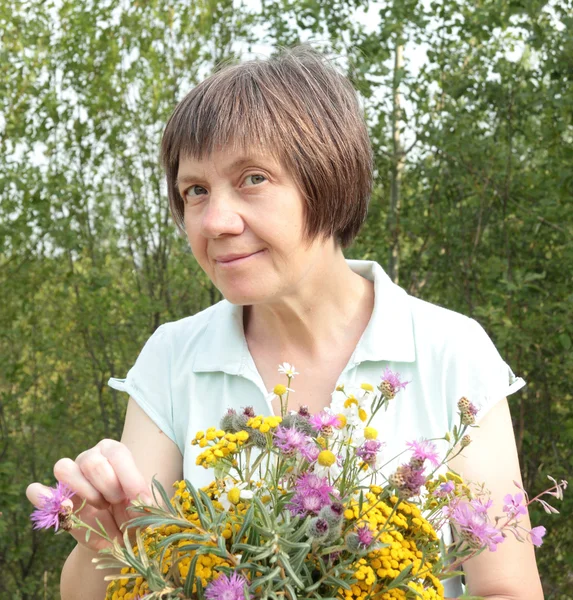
[54,457,110,509]
[26,482,56,508]
[97,439,152,503]
[74,449,128,506]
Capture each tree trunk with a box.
[388,33,404,284]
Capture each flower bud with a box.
[318,502,344,527]
[308,517,330,542]
[246,428,267,449]
[409,456,424,470]
[461,435,471,448]
[219,409,237,431]
[231,414,249,431]
[389,472,406,489]
[378,380,396,400]
[457,397,471,412]
[280,414,314,435]
[461,413,476,426]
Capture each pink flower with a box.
[434,481,455,497]
[273,426,311,455]
[300,441,320,463]
[309,411,342,433]
[528,525,546,547]
[389,464,427,499]
[470,497,493,515]
[406,439,440,467]
[449,501,505,552]
[356,524,374,549]
[381,368,409,392]
[356,440,383,466]
[502,493,527,519]
[205,572,251,600]
[30,482,75,531]
[288,473,335,516]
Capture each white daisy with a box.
[278,362,299,377]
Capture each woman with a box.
[27,46,544,599]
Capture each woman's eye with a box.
[244,174,266,186]
[184,185,207,200]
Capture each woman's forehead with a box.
[177,148,284,178]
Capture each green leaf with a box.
[184,553,200,597]
[151,476,178,515]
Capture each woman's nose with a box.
[199,197,245,239]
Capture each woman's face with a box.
[177,147,332,305]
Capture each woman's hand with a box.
[26,439,153,553]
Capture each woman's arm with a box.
[58,398,183,600]
[447,397,544,600]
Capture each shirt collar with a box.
[192,259,415,375]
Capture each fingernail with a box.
[140,494,154,505]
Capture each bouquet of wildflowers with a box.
[32,365,567,600]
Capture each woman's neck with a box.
[243,254,375,361]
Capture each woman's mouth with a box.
[215,249,266,267]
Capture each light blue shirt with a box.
[109,259,525,597]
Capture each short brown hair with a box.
[161,45,373,248]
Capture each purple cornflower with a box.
[502,493,527,519]
[470,497,493,515]
[356,440,383,466]
[205,572,251,600]
[273,426,311,456]
[30,482,75,531]
[300,441,320,463]
[403,466,426,497]
[381,368,409,392]
[449,502,505,552]
[434,480,455,497]
[389,464,427,499]
[356,524,374,549]
[406,439,440,467]
[309,411,342,435]
[288,473,335,516]
[528,525,546,547]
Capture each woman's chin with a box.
[220,287,267,306]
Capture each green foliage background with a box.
[0,0,571,598]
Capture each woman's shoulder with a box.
[402,292,509,383]
[158,300,230,350]
[406,293,485,348]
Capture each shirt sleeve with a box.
[446,317,525,430]
[108,324,177,446]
